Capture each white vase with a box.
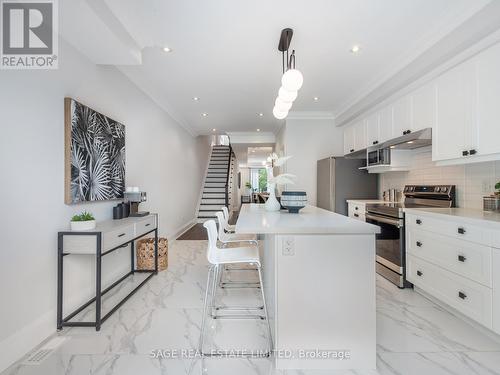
[265,183,281,211]
[70,220,96,231]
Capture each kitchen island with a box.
[236,204,380,370]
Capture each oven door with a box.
[365,212,405,285]
[367,150,380,166]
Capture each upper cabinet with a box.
[366,113,380,146]
[476,42,500,158]
[433,60,476,162]
[354,120,367,151]
[411,83,436,132]
[378,106,393,143]
[392,95,412,137]
[343,124,355,155]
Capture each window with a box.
[250,168,268,193]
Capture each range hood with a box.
[379,127,432,150]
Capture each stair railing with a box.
[224,143,233,208]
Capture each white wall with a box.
[0,41,210,372]
[281,118,343,205]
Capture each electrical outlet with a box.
[282,237,295,256]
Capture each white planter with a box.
[265,183,281,212]
[70,220,96,231]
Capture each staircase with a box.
[197,145,235,222]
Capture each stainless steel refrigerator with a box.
[317,157,378,216]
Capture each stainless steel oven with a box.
[365,212,406,287]
[367,148,391,167]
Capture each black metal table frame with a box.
[57,227,158,331]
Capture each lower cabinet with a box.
[406,212,500,334]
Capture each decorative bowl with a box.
[281,191,307,213]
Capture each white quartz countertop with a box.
[404,207,500,229]
[236,204,380,235]
[346,199,394,204]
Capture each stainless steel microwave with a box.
[367,148,391,166]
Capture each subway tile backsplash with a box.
[379,147,500,209]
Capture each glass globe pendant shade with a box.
[281,69,304,91]
[273,106,288,120]
[278,86,298,103]
[275,97,292,112]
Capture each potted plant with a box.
[245,181,252,195]
[495,182,500,196]
[70,211,96,231]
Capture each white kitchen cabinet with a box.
[354,120,367,152]
[411,82,436,132]
[493,249,500,335]
[476,42,500,158]
[433,60,476,162]
[343,124,355,155]
[366,113,380,147]
[391,95,412,138]
[378,106,393,143]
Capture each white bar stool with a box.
[198,220,273,357]
[221,206,236,233]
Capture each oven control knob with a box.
[435,187,441,192]
[441,187,447,193]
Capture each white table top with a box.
[236,204,380,235]
[404,207,500,229]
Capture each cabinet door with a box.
[366,113,380,146]
[411,83,436,132]
[378,106,393,142]
[476,42,500,157]
[392,95,412,137]
[343,125,355,155]
[433,61,476,162]
[354,120,367,151]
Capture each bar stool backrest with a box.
[222,206,230,221]
[203,220,220,265]
[215,211,229,242]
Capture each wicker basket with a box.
[483,196,500,212]
[136,237,168,271]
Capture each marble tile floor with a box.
[3,240,500,375]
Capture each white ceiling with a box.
[232,144,274,168]
[65,0,493,135]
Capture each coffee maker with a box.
[124,191,149,217]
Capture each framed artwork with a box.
[64,98,125,204]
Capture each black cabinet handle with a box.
[406,129,411,134]
[416,219,422,225]
[350,149,355,153]
[372,140,379,145]
[355,206,359,210]
[458,291,467,300]
[354,213,359,218]
[417,270,423,277]
[462,150,469,156]
[469,149,477,155]
[118,233,126,237]
[416,241,422,247]
[457,227,466,235]
[145,223,151,227]
[458,255,466,262]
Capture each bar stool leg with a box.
[199,265,214,355]
[257,265,273,354]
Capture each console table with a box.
[57,214,158,331]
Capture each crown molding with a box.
[287,111,335,120]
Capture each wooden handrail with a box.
[224,143,232,207]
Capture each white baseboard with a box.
[0,309,55,373]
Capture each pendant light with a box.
[273,28,303,120]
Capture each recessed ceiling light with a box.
[202,113,208,117]
[258,113,264,117]
[212,128,216,132]
[313,97,319,101]
[193,97,200,101]
[163,46,172,53]
[256,128,261,132]
[407,141,414,144]
[350,45,361,53]
[390,145,396,149]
